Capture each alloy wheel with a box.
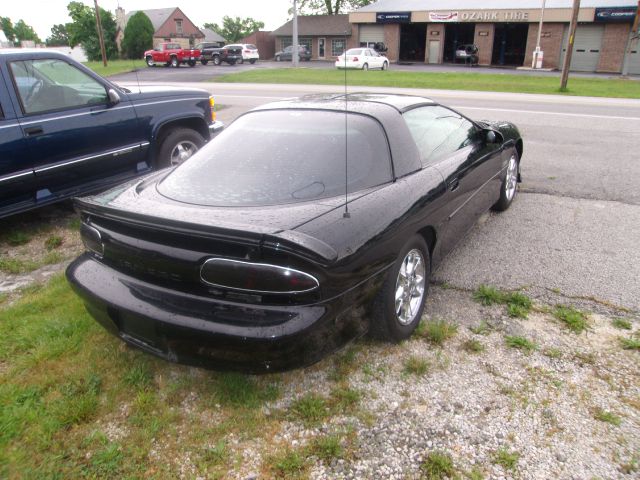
[169,140,198,166]
[505,154,518,201]
[394,249,426,325]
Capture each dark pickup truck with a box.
[195,42,243,66]
[0,49,223,218]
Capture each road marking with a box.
[450,105,640,121]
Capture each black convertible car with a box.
[66,93,523,372]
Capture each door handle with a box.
[448,177,460,191]
[24,126,44,137]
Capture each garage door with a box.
[560,24,605,72]
[359,25,385,46]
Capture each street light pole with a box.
[94,0,108,67]
[532,0,547,68]
[560,0,581,90]
[292,0,299,67]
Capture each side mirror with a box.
[107,88,121,106]
[485,129,503,144]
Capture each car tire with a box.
[145,56,154,67]
[170,56,179,68]
[249,59,256,64]
[370,235,430,342]
[362,63,369,71]
[275,55,281,62]
[238,58,244,64]
[382,61,388,71]
[156,128,205,168]
[492,150,519,212]
[213,55,221,66]
[201,59,209,65]
[188,60,196,67]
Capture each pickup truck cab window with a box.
[10,59,107,115]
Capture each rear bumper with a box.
[66,254,370,372]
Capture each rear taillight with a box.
[200,258,319,294]
[352,56,358,62]
[81,223,104,258]
[244,49,250,53]
[209,96,216,122]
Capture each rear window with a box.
[246,44,257,50]
[158,110,392,206]
[346,49,363,55]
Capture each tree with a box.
[204,16,264,43]
[14,19,41,44]
[121,11,153,59]
[66,1,118,61]
[0,17,16,43]
[296,0,373,15]
[46,24,70,46]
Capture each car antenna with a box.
[342,31,350,219]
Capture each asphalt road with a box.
[117,80,640,311]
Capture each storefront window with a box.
[332,39,346,56]
[282,37,312,51]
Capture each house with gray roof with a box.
[116,6,204,52]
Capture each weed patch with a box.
[403,356,430,376]
[505,335,537,352]
[620,336,640,351]
[420,319,458,345]
[462,339,485,353]
[554,306,589,333]
[420,451,456,479]
[593,408,621,426]
[492,448,520,471]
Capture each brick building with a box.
[116,7,204,51]
[350,0,639,74]
[271,15,354,60]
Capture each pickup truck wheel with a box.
[213,55,221,66]
[170,56,179,68]
[201,59,209,65]
[157,128,205,168]
[275,55,281,62]
[238,58,244,64]
[145,56,155,67]
[188,60,196,67]
[249,59,256,64]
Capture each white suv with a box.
[226,44,259,64]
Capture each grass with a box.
[469,320,492,335]
[290,393,329,425]
[5,230,31,246]
[266,449,308,478]
[620,336,640,351]
[213,68,640,99]
[307,434,344,463]
[505,335,537,352]
[612,318,632,330]
[44,235,63,251]
[553,305,589,333]
[593,408,622,426]
[419,319,458,345]
[403,356,430,376]
[473,285,532,318]
[420,451,456,479]
[83,59,147,77]
[462,339,485,353]
[492,448,520,471]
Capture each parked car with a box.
[195,42,243,66]
[67,93,523,372]
[144,42,201,67]
[274,45,311,62]
[455,44,479,65]
[0,49,223,218]
[335,48,389,70]
[225,43,260,64]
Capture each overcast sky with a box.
[2,0,295,40]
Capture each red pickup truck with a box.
[144,43,201,68]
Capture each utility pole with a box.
[292,0,299,67]
[560,0,581,90]
[532,0,547,68]
[621,1,640,76]
[94,0,108,67]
